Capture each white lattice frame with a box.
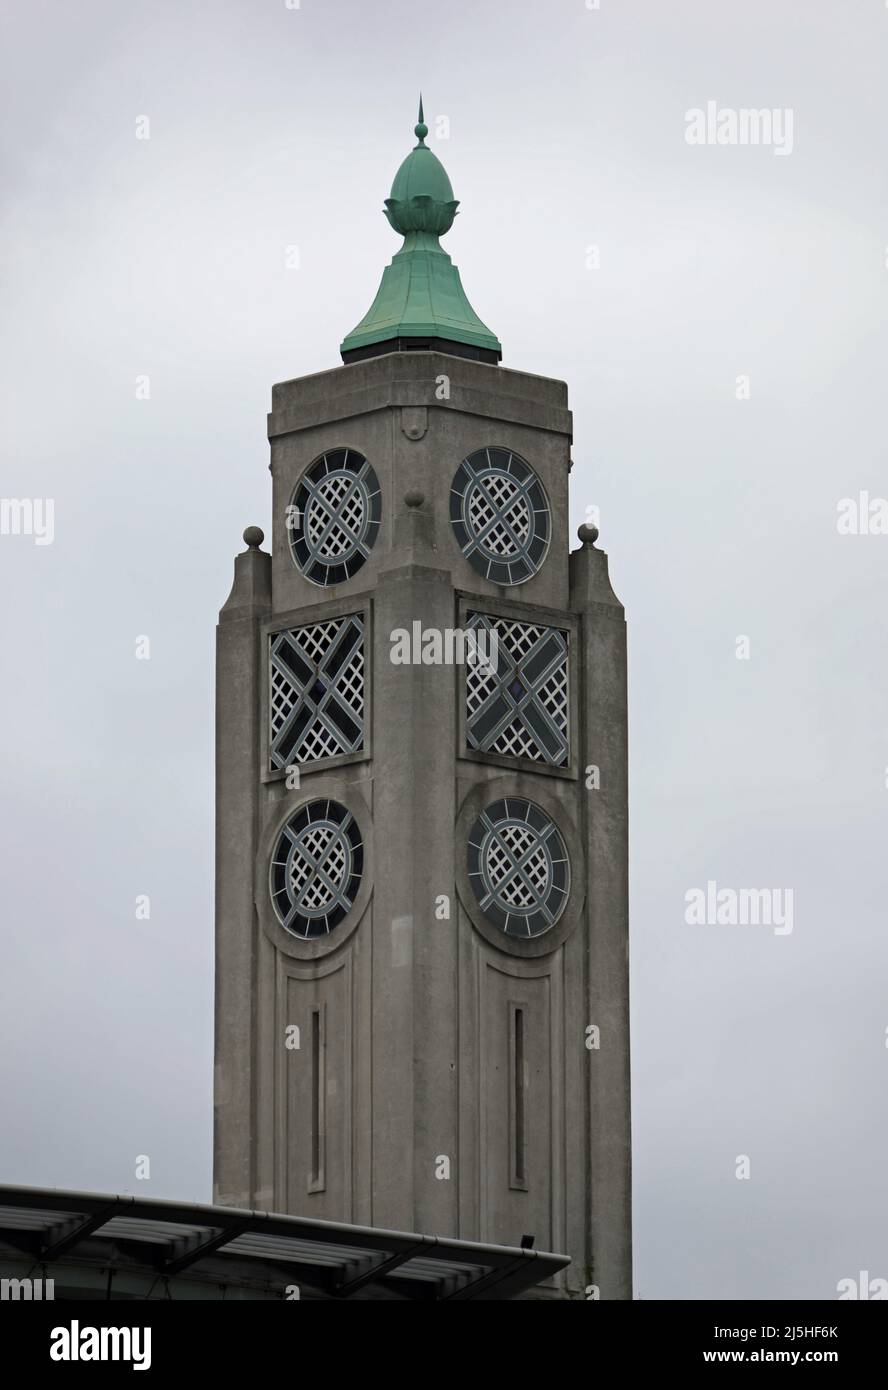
[455,591,580,783]
[260,596,373,785]
[270,615,364,769]
[465,613,569,767]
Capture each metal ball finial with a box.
[243,525,264,550]
[577,522,599,546]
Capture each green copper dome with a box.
[340,100,502,363]
[389,138,454,206]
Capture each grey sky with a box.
[1,0,886,1299]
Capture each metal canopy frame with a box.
[0,1185,569,1301]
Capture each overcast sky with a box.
[1,0,887,1300]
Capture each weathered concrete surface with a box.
[214,350,631,1299]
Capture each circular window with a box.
[450,448,550,585]
[467,797,569,939]
[290,449,381,586]
[269,799,363,938]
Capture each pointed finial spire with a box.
[414,94,428,146]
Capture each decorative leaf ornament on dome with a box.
[383,97,460,237]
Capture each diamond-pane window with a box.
[270,615,364,770]
[466,612,568,768]
[270,799,363,939]
[467,797,570,939]
[450,448,550,586]
[289,449,381,587]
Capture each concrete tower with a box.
[214,106,631,1299]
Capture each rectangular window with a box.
[308,1005,326,1193]
[509,1003,528,1191]
[270,614,364,771]
[466,612,569,768]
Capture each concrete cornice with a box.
[268,351,573,441]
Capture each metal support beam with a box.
[40,1202,120,1261]
[161,1216,257,1276]
[332,1239,427,1297]
[441,1253,537,1301]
